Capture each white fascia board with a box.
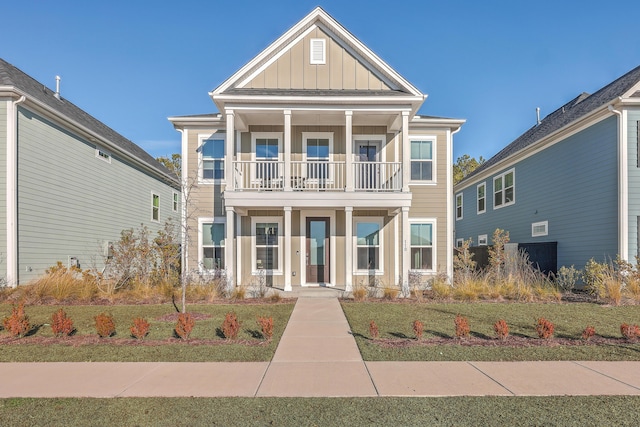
[410,117,466,129]
[168,115,225,129]
[213,93,425,105]
[223,191,412,209]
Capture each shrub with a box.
[581,325,596,341]
[535,317,555,339]
[454,314,470,338]
[369,320,379,340]
[352,285,367,302]
[51,308,74,337]
[231,287,246,301]
[2,303,31,337]
[493,319,509,341]
[94,312,116,338]
[620,323,640,340]
[382,286,399,300]
[130,317,151,340]
[267,291,282,303]
[554,265,582,293]
[221,312,241,340]
[412,320,424,340]
[175,313,195,340]
[257,316,274,340]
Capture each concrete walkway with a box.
[1,296,640,398]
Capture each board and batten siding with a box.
[16,107,178,282]
[455,115,618,271]
[0,101,7,278]
[627,108,640,258]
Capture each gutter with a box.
[608,103,628,261]
[7,95,26,287]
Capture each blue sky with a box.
[3,1,640,162]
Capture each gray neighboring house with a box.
[0,58,180,285]
[454,65,640,272]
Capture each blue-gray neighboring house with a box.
[0,59,180,285]
[453,65,640,272]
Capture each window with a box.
[310,38,326,64]
[410,222,434,270]
[478,234,488,246]
[95,148,111,163]
[355,219,382,272]
[477,182,486,214]
[456,238,464,248]
[172,192,179,213]
[253,133,282,183]
[410,140,434,181]
[304,132,333,183]
[200,136,224,180]
[494,169,515,208]
[455,193,463,220]
[151,193,159,221]
[201,221,225,270]
[252,217,282,273]
[532,221,548,237]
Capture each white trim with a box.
[408,135,437,185]
[477,182,486,214]
[455,193,463,221]
[95,148,111,163]
[309,38,326,64]
[353,216,384,275]
[151,192,160,222]
[198,132,226,184]
[198,217,226,272]
[408,218,437,273]
[7,96,25,286]
[493,168,515,210]
[251,216,283,275]
[620,109,629,260]
[478,234,488,246]
[299,210,337,286]
[531,221,549,237]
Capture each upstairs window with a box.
[173,192,179,213]
[201,137,225,180]
[477,182,486,214]
[310,38,326,64]
[455,193,463,220]
[494,169,515,209]
[410,140,433,181]
[152,193,160,221]
[95,148,111,163]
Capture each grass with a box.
[341,301,640,361]
[0,303,294,362]
[0,396,639,426]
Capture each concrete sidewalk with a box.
[1,297,640,398]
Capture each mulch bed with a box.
[371,336,637,348]
[0,335,270,347]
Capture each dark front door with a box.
[306,217,329,284]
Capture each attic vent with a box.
[310,38,326,65]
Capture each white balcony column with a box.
[225,207,235,289]
[345,206,353,291]
[345,110,354,192]
[236,212,242,288]
[284,207,292,291]
[284,110,292,191]
[225,109,235,190]
[401,111,410,192]
[401,206,410,294]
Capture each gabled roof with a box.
[0,58,178,184]
[461,64,640,185]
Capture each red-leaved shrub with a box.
[535,317,555,339]
[493,319,509,341]
[222,312,241,340]
[581,325,596,341]
[2,303,31,338]
[94,312,116,338]
[51,308,74,337]
[620,323,640,340]
[454,314,470,338]
[257,316,273,340]
[175,313,195,340]
[369,320,379,340]
[130,317,150,340]
[412,320,424,340]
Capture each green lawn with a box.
[0,303,294,362]
[1,396,639,426]
[342,301,640,361]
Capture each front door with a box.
[356,140,380,190]
[306,217,329,284]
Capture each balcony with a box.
[232,160,402,192]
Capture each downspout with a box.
[176,128,187,283]
[448,126,463,281]
[608,104,628,261]
[7,95,26,287]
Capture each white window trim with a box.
[198,133,225,184]
[309,38,326,65]
[408,136,437,185]
[409,218,437,273]
[251,132,283,184]
[478,234,488,246]
[532,221,549,237]
[172,191,179,213]
[456,238,464,248]
[251,216,283,275]
[477,182,486,214]
[455,193,463,221]
[95,148,111,163]
[151,192,160,222]
[198,217,226,273]
[353,217,384,275]
[493,168,515,210]
[302,132,334,183]
[353,134,386,162]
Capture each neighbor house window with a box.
[200,136,225,180]
[456,238,464,248]
[252,217,282,273]
[410,222,434,270]
[494,169,515,208]
[310,38,326,64]
[532,221,548,237]
[455,193,463,220]
[410,140,434,181]
[478,234,488,246]
[151,193,160,221]
[172,192,179,212]
[200,220,225,270]
[477,182,486,214]
[355,218,382,272]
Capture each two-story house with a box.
[454,64,640,273]
[170,7,464,291]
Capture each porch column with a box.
[345,110,354,192]
[284,110,292,191]
[345,206,353,291]
[225,110,235,190]
[284,207,292,291]
[401,111,410,192]
[236,213,242,288]
[401,206,410,294]
[225,207,235,289]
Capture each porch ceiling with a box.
[233,109,404,129]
